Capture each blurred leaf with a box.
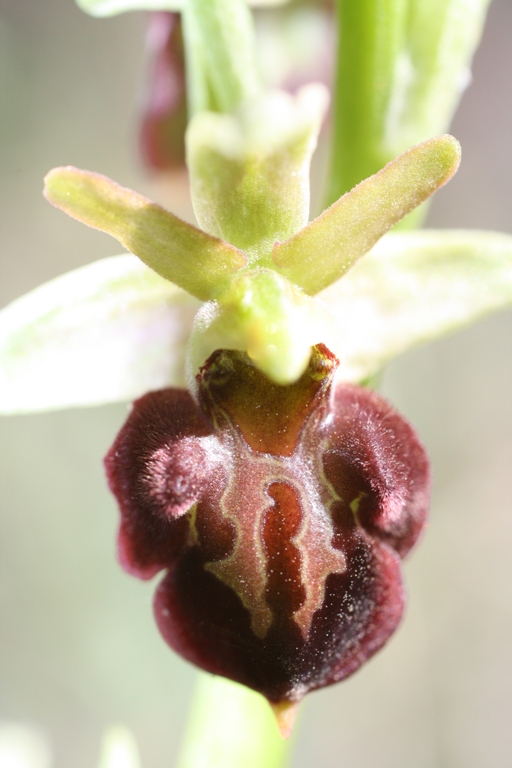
[97,726,141,768]
[0,256,200,414]
[44,167,246,301]
[76,0,287,17]
[273,135,460,294]
[0,723,52,768]
[76,0,182,14]
[176,675,290,768]
[187,85,328,263]
[393,0,491,155]
[319,230,512,383]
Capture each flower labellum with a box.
[105,344,430,733]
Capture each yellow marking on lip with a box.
[186,503,199,547]
[290,448,346,637]
[350,490,367,521]
[206,545,273,638]
[205,431,279,638]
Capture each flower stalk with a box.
[176,675,290,765]
[183,0,261,115]
[329,0,492,211]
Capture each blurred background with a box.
[0,1,511,766]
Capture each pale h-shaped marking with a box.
[205,418,347,640]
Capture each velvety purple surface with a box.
[105,345,430,704]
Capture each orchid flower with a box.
[1,0,512,754]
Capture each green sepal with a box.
[44,167,246,301]
[0,256,200,414]
[186,85,329,264]
[320,230,512,383]
[188,268,336,386]
[272,135,461,295]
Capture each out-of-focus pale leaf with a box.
[76,0,181,13]
[76,0,287,17]
[392,0,492,156]
[320,230,512,383]
[0,256,200,414]
[187,85,329,263]
[97,726,141,768]
[44,167,246,301]
[0,723,52,768]
[273,135,460,294]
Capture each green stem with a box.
[328,0,491,212]
[181,8,211,116]
[175,675,291,768]
[329,0,407,204]
[183,0,261,115]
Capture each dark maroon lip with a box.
[104,344,430,706]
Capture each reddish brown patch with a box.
[263,482,306,618]
[198,345,337,455]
